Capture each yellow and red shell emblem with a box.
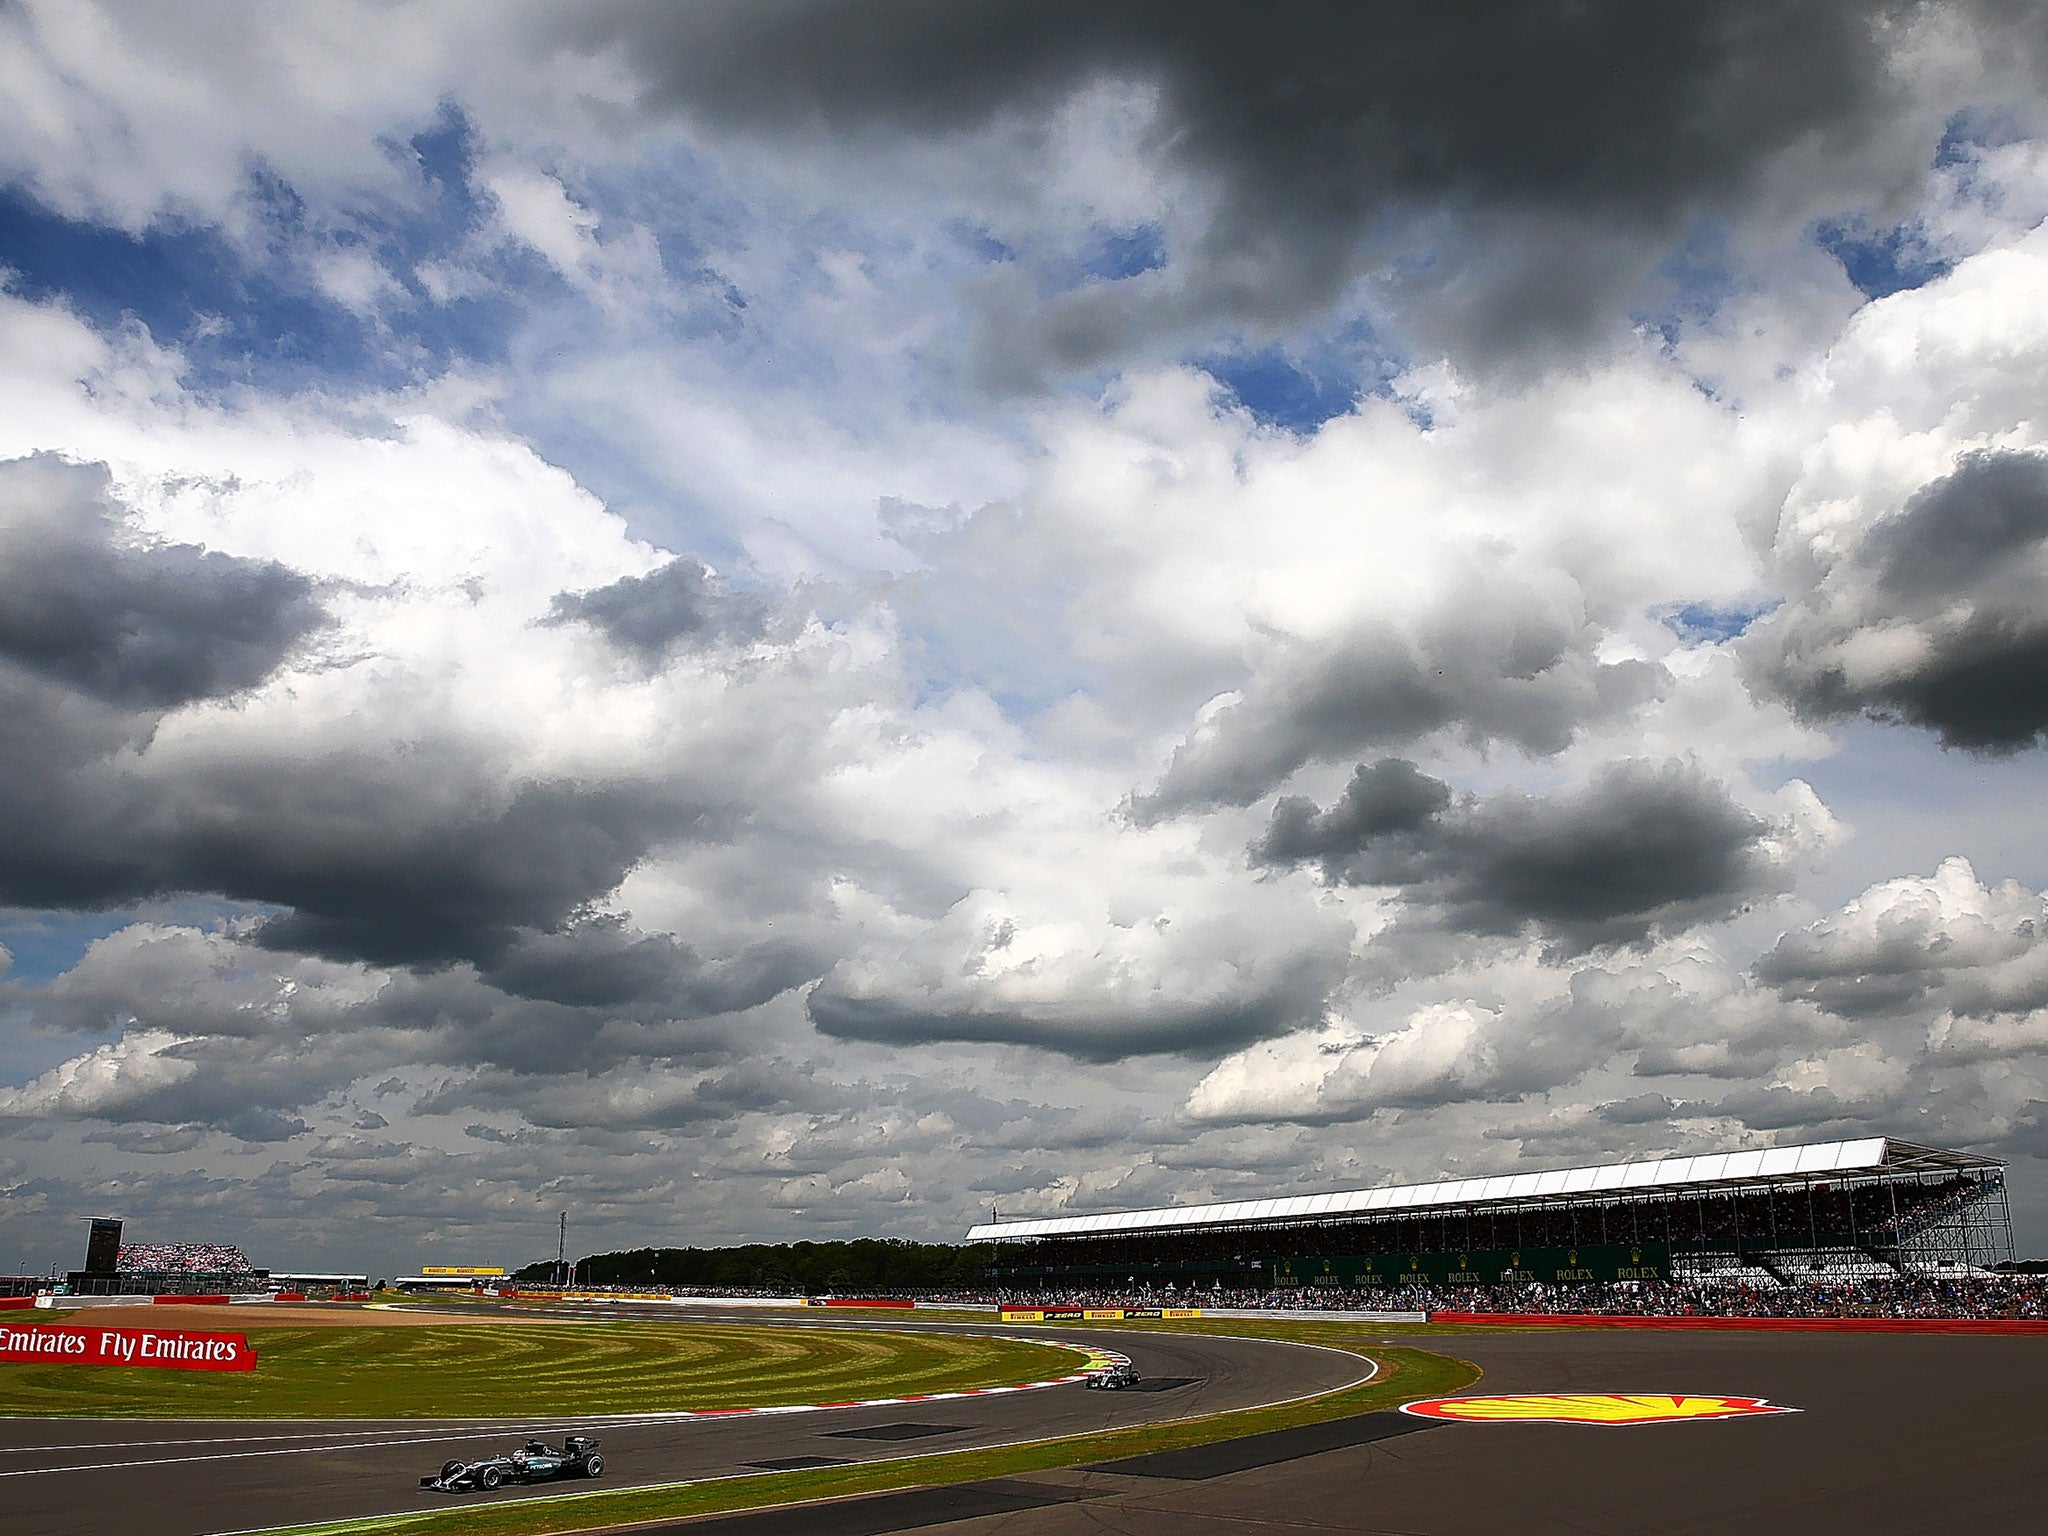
[1400,1393,1797,1426]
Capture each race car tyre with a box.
[440,1460,465,1481]
[584,1453,603,1478]
[480,1466,503,1490]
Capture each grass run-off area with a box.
[246,1319,1480,1536]
[0,1318,1081,1420]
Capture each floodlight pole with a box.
[557,1211,567,1288]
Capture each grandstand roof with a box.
[964,1137,2002,1242]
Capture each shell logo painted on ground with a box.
[1400,1393,1799,1426]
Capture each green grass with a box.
[0,1321,1080,1420]
[239,1321,1481,1536]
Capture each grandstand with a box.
[118,1241,255,1274]
[968,1137,2012,1292]
[65,1220,269,1296]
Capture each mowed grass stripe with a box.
[244,1338,1480,1536]
[0,1322,1077,1419]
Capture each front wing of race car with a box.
[422,1455,519,1491]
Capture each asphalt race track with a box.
[6,1313,2047,1536]
[672,1327,2048,1536]
[0,1312,1369,1536]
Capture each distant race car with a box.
[1087,1362,1141,1391]
[421,1436,603,1492]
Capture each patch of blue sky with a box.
[0,185,531,394]
[1766,718,2048,906]
[0,910,134,988]
[0,188,336,358]
[0,898,281,988]
[403,105,478,206]
[0,1009,86,1095]
[1932,106,2029,169]
[1075,223,1167,282]
[1654,597,1779,646]
[565,158,892,383]
[0,907,218,1085]
[0,108,546,394]
[946,221,1016,265]
[1030,222,1169,297]
[1804,113,2011,304]
[1199,326,1397,434]
[1813,214,1951,302]
[496,399,754,576]
[935,612,1105,730]
[1631,220,1744,354]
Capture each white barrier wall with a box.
[1196,1307,1429,1322]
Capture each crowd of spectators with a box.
[662,1285,791,1298]
[117,1242,253,1274]
[483,1271,2048,1320]
[971,1275,2048,1320]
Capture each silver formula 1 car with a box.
[1086,1361,1141,1390]
[421,1436,603,1492]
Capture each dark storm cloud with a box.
[483,918,820,1014]
[1594,1092,1688,1127]
[434,1055,845,1131]
[1137,598,1663,816]
[545,556,765,663]
[1693,1083,1884,1134]
[240,778,718,969]
[0,488,769,1009]
[568,0,2023,365]
[1753,859,2048,1020]
[1253,757,1777,950]
[0,454,323,708]
[1256,757,1451,859]
[1866,450,2048,597]
[84,1125,213,1155]
[1754,449,2048,750]
[0,1022,338,1139]
[0,471,835,1125]
[0,917,810,1138]
[808,964,1338,1063]
[0,726,720,976]
[1753,921,1964,1017]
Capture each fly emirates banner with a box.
[0,1324,257,1371]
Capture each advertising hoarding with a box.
[0,1324,257,1372]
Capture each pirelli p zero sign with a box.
[0,1324,258,1372]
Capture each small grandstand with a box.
[968,1137,2012,1294]
[64,1220,269,1296]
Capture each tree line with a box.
[512,1238,995,1291]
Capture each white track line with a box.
[0,1343,1118,1479]
[0,1432,523,1479]
[203,1337,1383,1536]
[0,1427,517,1455]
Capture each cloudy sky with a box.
[6,2,2048,1280]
